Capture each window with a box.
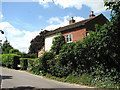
[65,34,72,43]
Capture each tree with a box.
[1,39,13,54]
[28,30,49,54]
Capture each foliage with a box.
[28,51,54,76]
[50,33,66,55]
[9,49,20,54]
[29,30,49,54]
[53,42,76,77]
[30,58,41,75]
[1,39,13,54]
[22,53,37,58]
[38,51,54,72]
[20,58,28,70]
[90,64,120,88]
[27,58,35,71]
[2,54,20,69]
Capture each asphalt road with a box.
[0,67,97,90]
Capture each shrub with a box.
[9,49,20,54]
[2,54,20,69]
[27,58,35,71]
[38,51,54,72]
[21,53,37,58]
[50,33,65,55]
[54,43,76,77]
[80,73,91,86]
[20,58,28,70]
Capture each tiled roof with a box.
[45,14,102,36]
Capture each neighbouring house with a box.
[38,11,108,57]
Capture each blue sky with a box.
[0,0,111,53]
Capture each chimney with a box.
[89,11,95,18]
[69,17,75,24]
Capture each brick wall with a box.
[62,28,86,42]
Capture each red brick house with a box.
[38,11,108,57]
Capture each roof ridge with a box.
[54,14,102,30]
[45,14,103,36]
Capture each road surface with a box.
[0,67,96,90]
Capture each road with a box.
[0,67,96,90]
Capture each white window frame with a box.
[65,34,72,43]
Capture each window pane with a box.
[66,34,72,43]
[69,34,72,42]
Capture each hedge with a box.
[20,58,28,70]
[27,58,34,71]
[2,54,20,69]
[20,58,35,70]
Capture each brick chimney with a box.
[69,17,75,24]
[89,11,95,18]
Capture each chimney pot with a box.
[69,17,75,24]
[89,11,95,18]
[91,11,94,15]
[71,17,73,20]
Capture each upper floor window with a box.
[65,34,72,43]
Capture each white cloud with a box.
[38,0,52,8]
[47,17,62,24]
[44,15,84,30]
[38,0,106,13]
[0,14,3,20]
[0,22,40,53]
[74,16,85,22]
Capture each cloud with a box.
[38,0,106,13]
[47,17,62,24]
[0,14,3,20]
[0,22,40,53]
[44,15,84,30]
[38,0,52,8]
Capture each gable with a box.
[85,14,109,31]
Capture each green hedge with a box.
[20,58,35,70]
[20,58,28,70]
[2,54,20,69]
[27,58,35,71]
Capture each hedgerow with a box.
[2,54,20,69]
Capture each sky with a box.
[0,0,111,53]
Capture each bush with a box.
[20,58,28,70]
[53,42,76,77]
[2,54,20,69]
[38,51,54,72]
[50,33,65,55]
[9,49,20,54]
[80,73,91,86]
[21,53,37,58]
[27,58,35,71]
